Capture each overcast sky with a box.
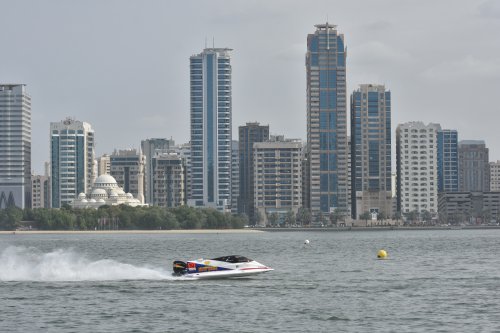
[1,0,500,173]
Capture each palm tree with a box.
[285,210,296,227]
[391,212,402,225]
[377,211,387,225]
[267,212,279,227]
[405,210,419,225]
[329,209,344,226]
[359,211,371,227]
[421,210,432,225]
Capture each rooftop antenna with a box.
[212,37,215,48]
[326,16,330,50]
[205,37,207,49]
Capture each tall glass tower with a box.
[350,84,392,219]
[437,129,458,192]
[50,118,95,208]
[306,23,348,215]
[189,48,232,211]
[0,84,31,209]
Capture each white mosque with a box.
[71,174,146,209]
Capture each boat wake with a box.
[0,246,174,282]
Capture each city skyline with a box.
[1,1,500,174]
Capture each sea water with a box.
[1,230,499,332]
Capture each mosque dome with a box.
[72,173,145,209]
[94,174,118,188]
[91,188,107,198]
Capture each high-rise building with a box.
[396,122,440,215]
[238,122,270,221]
[50,118,95,208]
[0,84,31,209]
[347,136,352,219]
[189,48,232,211]
[350,84,392,219]
[231,140,239,214]
[31,174,50,209]
[490,161,500,192]
[151,153,185,208]
[437,129,458,192]
[301,147,310,210]
[97,154,110,176]
[170,142,192,201]
[141,138,175,204]
[458,140,490,192]
[110,149,145,204]
[306,23,348,216]
[254,136,302,226]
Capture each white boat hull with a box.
[172,255,273,279]
[182,267,273,280]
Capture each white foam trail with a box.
[0,246,174,282]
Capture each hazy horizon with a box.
[1,0,499,174]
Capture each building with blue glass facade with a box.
[0,84,31,209]
[50,118,94,208]
[437,129,458,192]
[350,84,392,219]
[189,48,232,211]
[306,23,348,216]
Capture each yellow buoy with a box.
[377,249,388,259]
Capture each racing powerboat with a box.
[172,255,273,279]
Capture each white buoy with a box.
[304,239,310,245]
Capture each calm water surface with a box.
[1,230,500,332]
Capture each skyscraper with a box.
[253,136,302,226]
[396,122,440,215]
[189,48,232,211]
[437,129,458,192]
[110,149,145,204]
[458,140,490,192]
[141,138,175,205]
[0,84,31,209]
[151,153,185,208]
[350,84,392,219]
[231,140,239,214]
[96,154,110,176]
[50,118,95,208]
[238,122,269,221]
[31,173,50,209]
[306,23,348,216]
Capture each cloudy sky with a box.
[1,0,500,173]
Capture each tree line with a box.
[0,205,247,231]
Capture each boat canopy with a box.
[210,255,252,263]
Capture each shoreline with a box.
[1,225,499,235]
[0,229,265,235]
